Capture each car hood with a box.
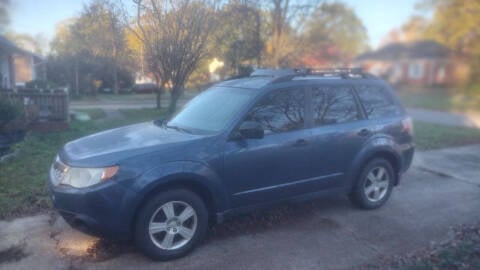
[60,121,211,166]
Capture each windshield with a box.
[167,87,255,132]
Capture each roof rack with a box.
[250,67,377,83]
[305,68,377,79]
[250,68,302,77]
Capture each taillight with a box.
[402,117,413,135]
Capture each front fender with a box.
[130,161,229,213]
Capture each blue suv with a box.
[49,69,414,260]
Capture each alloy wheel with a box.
[363,166,390,202]
[148,201,197,250]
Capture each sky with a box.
[9,0,424,51]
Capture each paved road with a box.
[1,145,480,270]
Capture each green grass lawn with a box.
[414,121,480,150]
[73,108,107,120]
[0,109,165,219]
[118,108,166,123]
[397,88,480,113]
[97,93,157,102]
[71,93,157,102]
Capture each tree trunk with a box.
[154,76,162,110]
[74,59,80,96]
[156,87,162,109]
[112,42,119,94]
[255,10,261,67]
[168,85,183,115]
[113,60,119,95]
[110,12,120,95]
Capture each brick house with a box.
[355,40,468,86]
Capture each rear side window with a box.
[356,85,402,119]
[247,88,305,134]
[312,86,359,126]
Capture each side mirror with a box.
[238,121,264,139]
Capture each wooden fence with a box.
[1,91,69,123]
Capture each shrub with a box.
[0,98,24,131]
[25,79,56,90]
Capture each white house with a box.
[0,35,46,89]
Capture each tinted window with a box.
[356,85,401,119]
[247,88,305,134]
[312,86,359,126]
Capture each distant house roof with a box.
[356,40,450,61]
[0,35,44,60]
[0,35,23,53]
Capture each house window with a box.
[436,66,446,82]
[408,63,424,79]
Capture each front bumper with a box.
[49,167,138,241]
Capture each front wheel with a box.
[134,189,208,260]
[349,158,395,209]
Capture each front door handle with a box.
[358,129,371,136]
[293,139,308,147]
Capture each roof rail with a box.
[250,67,377,84]
[250,68,301,77]
[303,68,376,79]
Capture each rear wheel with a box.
[134,189,208,260]
[349,158,394,209]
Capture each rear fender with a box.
[345,136,402,191]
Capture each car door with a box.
[308,84,372,189]
[223,87,313,208]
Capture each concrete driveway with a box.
[1,146,480,270]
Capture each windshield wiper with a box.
[165,124,193,134]
[153,119,166,126]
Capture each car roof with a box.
[213,68,390,92]
[215,77,276,89]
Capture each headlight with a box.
[52,157,119,188]
[61,166,119,188]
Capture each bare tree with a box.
[262,0,320,67]
[125,0,216,113]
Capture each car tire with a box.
[349,158,395,209]
[134,189,208,260]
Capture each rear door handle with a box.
[358,129,371,136]
[293,139,308,147]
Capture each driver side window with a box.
[246,88,305,135]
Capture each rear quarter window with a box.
[356,85,402,119]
